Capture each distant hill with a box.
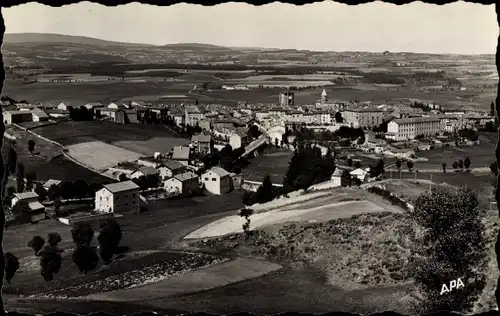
[162,43,233,50]
[3,33,154,47]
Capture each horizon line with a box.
[4,32,495,56]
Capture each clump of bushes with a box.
[367,186,409,210]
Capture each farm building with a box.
[95,180,140,214]
[130,166,160,179]
[11,191,39,208]
[164,172,200,197]
[2,110,34,125]
[42,179,61,190]
[31,108,50,122]
[99,108,127,123]
[202,167,234,195]
[350,168,370,182]
[57,102,73,111]
[59,212,115,230]
[158,160,187,181]
[46,109,69,118]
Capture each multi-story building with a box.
[164,172,200,197]
[202,167,234,195]
[279,91,294,106]
[386,117,442,141]
[342,108,384,128]
[94,181,140,214]
[439,115,463,133]
[285,110,304,123]
[184,105,204,126]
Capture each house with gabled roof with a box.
[94,180,140,214]
[164,172,200,197]
[202,167,233,195]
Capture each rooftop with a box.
[172,145,190,160]
[103,180,140,193]
[14,191,39,200]
[205,166,231,178]
[174,171,199,182]
[393,117,440,124]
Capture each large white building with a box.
[386,117,442,141]
[343,108,384,128]
[95,181,140,214]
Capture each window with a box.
[132,193,136,198]
[212,178,216,181]
[133,201,136,204]
[125,203,128,206]
[205,177,209,181]
[116,196,119,201]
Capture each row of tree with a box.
[10,219,126,284]
[441,157,471,172]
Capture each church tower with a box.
[321,89,328,104]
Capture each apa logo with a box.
[440,278,465,295]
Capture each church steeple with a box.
[321,89,328,103]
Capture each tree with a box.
[335,111,343,123]
[408,186,487,313]
[347,158,353,167]
[274,137,279,148]
[464,157,471,170]
[39,247,62,282]
[71,223,94,247]
[491,101,495,117]
[242,191,256,206]
[396,159,402,172]
[452,161,459,170]
[458,159,464,171]
[442,162,446,173]
[340,170,352,187]
[28,139,36,155]
[97,219,123,264]
[7,147,17,175]
[16,163,25,193]
[27,235,45,256]
[239,208,254,240]
[354,161,362,169]
[407,160,414,172]
[490,161,498,175]
[72,179,90,198]
[47,232,62,247]
[34,183,47,201]
[4,253,20,285]
[118,173,128,182]
[72,246,99,275]
[256,175,275,204]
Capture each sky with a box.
[1,1,498,54]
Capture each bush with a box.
[4,252,20,284]
[27,235,45,256]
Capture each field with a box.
[2,126,111,183]
[66,141,144,171]
[2,126,63,172]
[3,191,246,298]
[414,133,497,170]
[31,121,187,155]
[241,149,292,183]
[384,172,494,210]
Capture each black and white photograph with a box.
[0,1,498,315]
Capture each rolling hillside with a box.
[4,33,154,47]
